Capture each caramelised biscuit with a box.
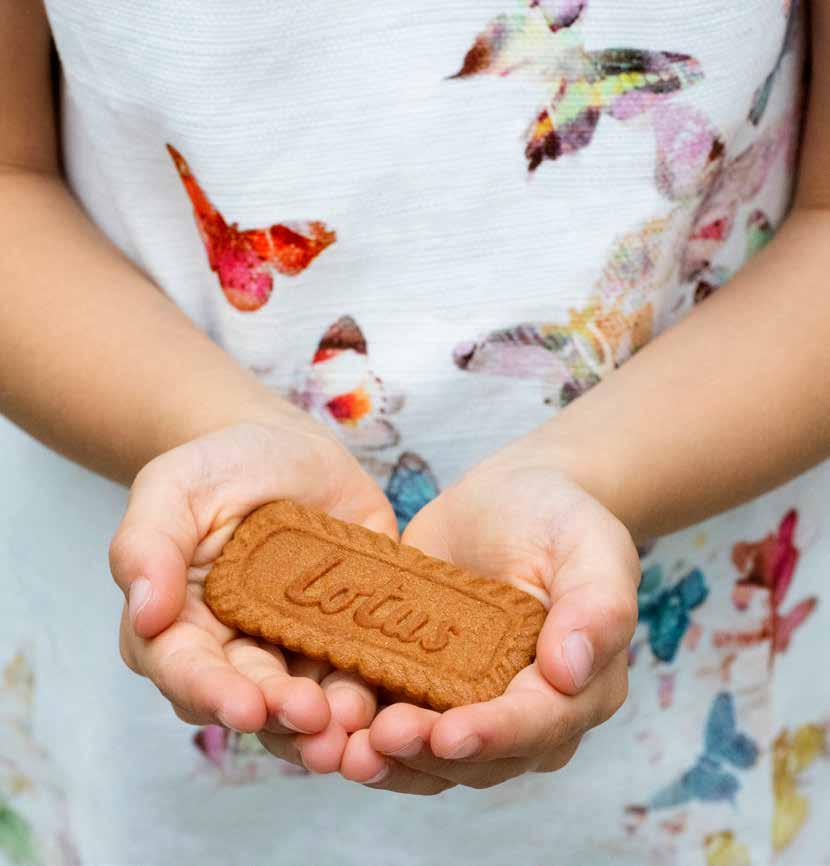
[204,501,547,711]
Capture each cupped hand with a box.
[109,417,398,773]
[340,442,640,793]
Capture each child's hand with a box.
[109,420,397,773]
[340,442,640,793]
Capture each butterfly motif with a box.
[193,726,308,783]
[451,105,719,403]
[692,210,775,305]
[289,316,404,451]
[453,215,670,407]
[713,510,818,660]
[704,830,751,866]
[452,97,792,404]
[648,692,760,809]
[745,209,776,258]
[0,652,80,865]
[0,795,38,866]
[451,0,703,172]
[359,452,441,532]
[772,722,827,852]
[167,145,336,311]
[749,0,800,125]
[681,112,796,282]
[385,452,440,533]
[637,564,709,664]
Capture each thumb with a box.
[536,511,640,695]
[109,461,198,640]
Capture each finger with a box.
[135,620,267,732]
[294,721,349,774]
[109,457,201,640]
[119,605,140,674]
[535,736,582,773]
[537,505,640,694]
[320,670,377,733]
[369,705,532,787]
[429,663,602,762]
[341,730,454,796]
[172,704,214,726]
[287,654,333,683]
[393,750,532,789]
[256,731,305,769]
[224,639,330,735]
[368,702,441,760]
[370,699,579,788]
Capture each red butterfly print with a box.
[714,510,818,661]
[167,145,336,312]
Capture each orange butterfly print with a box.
[289,316,404,451]
[167,145,335,312]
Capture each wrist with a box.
[146,385,343,482]
[506,421,649,546]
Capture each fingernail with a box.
[216,711,244,734]
[128,578,152,627]
[295,743,307,769]
[563,631,594,690]
[386,737,423,759]
[363,764,389,785]
[328,687,371,725]
[445,735,481,760]
[276,712,314,735]
[216,708,244,734]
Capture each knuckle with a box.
[118,636,141,675]
[595,669,629,726]
[611,669,630,714]
[108,529,134,578]
[594,589,639,644]
[131,457,165,492]
[613,593,640,638]
[108,524,149,581]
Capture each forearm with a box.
[0,170,306,485]
[534,207,830,543]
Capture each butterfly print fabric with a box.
[452,0,702,172]
[21,1,828,865]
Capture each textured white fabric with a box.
[2,2,828,865]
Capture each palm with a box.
[113,421,397,768]
[402,461,595,599]
[338,453,639,793]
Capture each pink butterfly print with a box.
[193,725,230,771]
[713,510,818,661]
[653,103,726,203]
[193,726,308,782]
[289,316,404,451]
[530,0,588,32]
[658,673,675,710]
[681,112,796,281]
[167,145,336,311]
[451,1,703,172]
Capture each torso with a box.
[2,2,826,864]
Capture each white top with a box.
[2,1,829,865]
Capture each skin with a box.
[2,0,830,794]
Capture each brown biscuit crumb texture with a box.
[204,501,546,711]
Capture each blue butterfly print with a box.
[650,692,760,809]
[385,452,439,533]
[637,565,709,663]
